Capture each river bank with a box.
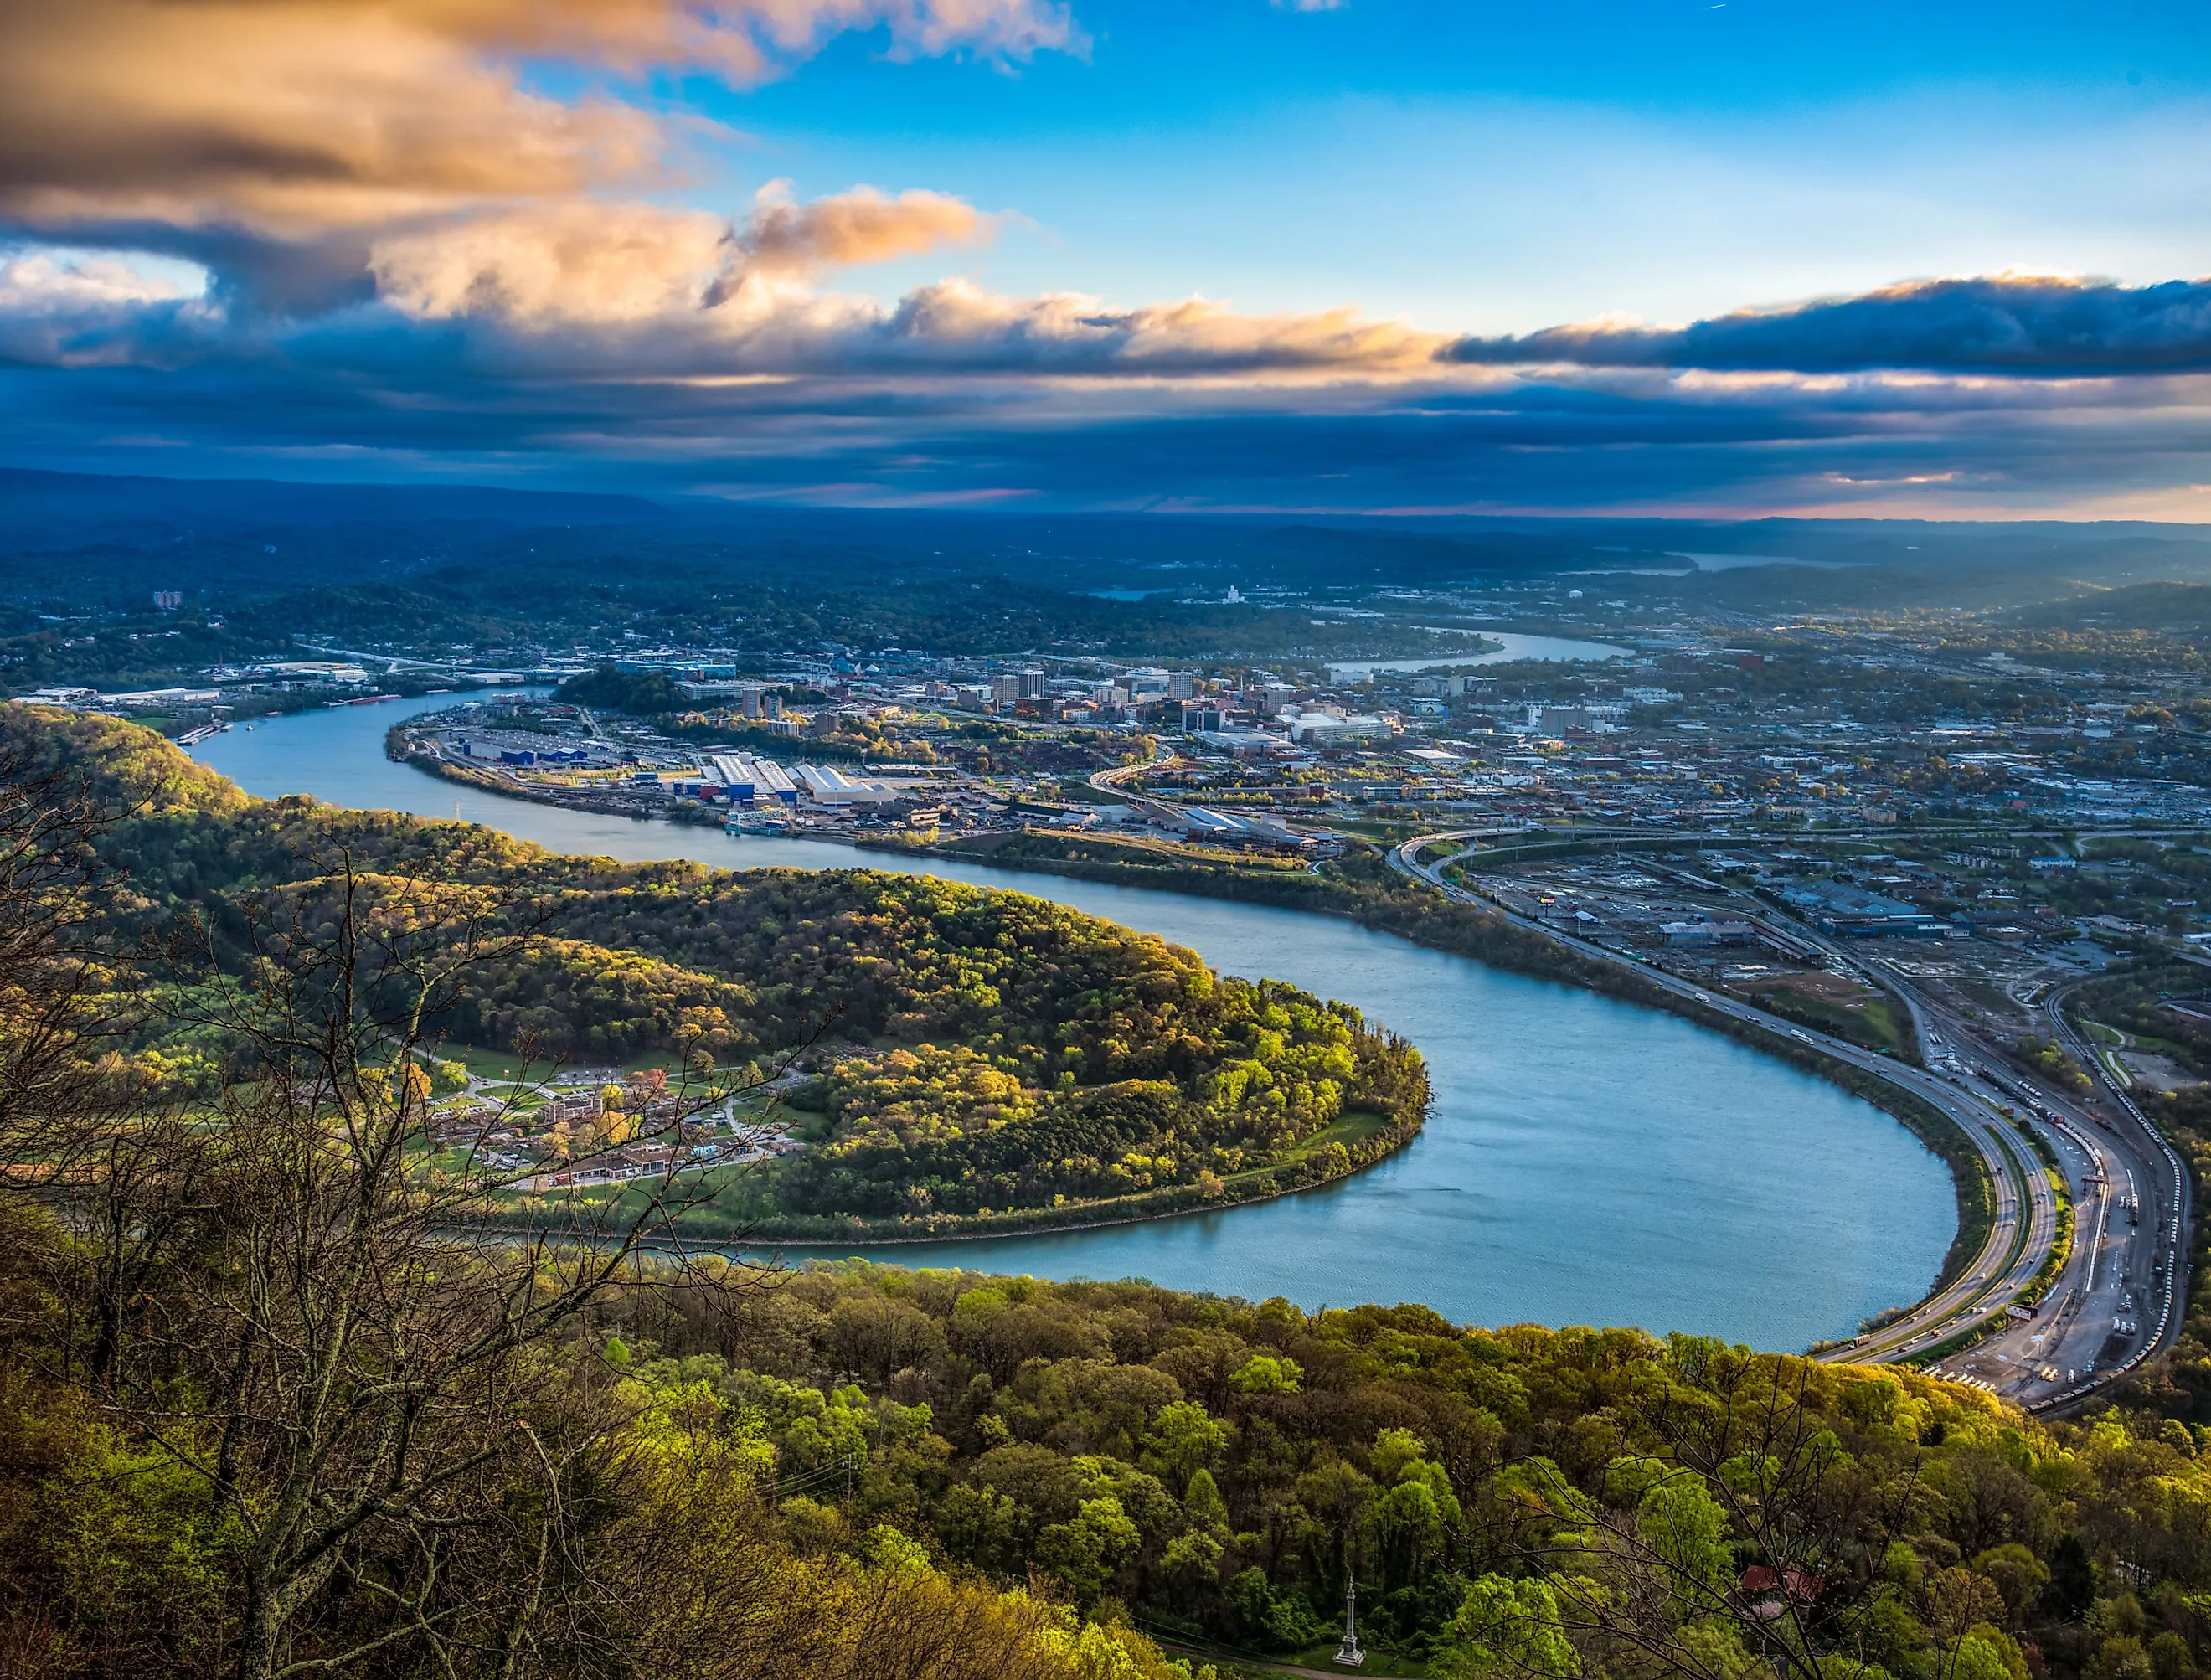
[868,826,1995,1293]
[188,693,1956,1348]
[486,1102,1425,1247]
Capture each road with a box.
[1674,876,2188,1406]
[1386,829,2182,1410]
[1973,979,2193,1400]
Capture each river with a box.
[192,694,1952,1348]
[1319,633,1627,681]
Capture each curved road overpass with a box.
[1072,773,2175,1410]
[1383,828,2155,1402]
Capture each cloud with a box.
[0,247,219,366]
[368,186,992,327]
[16,338,2211,520]
[858,281,1444,374]
[1440,275,2211,376]
[14,215,2211,526]
[0,0,2206,528]
[0,0,1080,245]
[370,204,737,325]
[472,271,1444,375]
[739,183,991,276]
[353,192,1438,366]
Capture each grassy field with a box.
[1735,976,1909,1055]
[1266,1107,1394,1167]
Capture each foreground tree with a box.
[1492,1338,1920,1680]
[0,730,137,1185]
[4,819,764,1677]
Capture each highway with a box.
[1946,977,2194,1405]
[1386,829,2183,1409]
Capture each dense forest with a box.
[0,760,1211,1680]
[579,1260,2211,1678]
[5,706,1426,1233]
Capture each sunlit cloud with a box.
[3,0,2211,519]
[366,186,993,327]
[739,183,992,277]
[0,0,1080,245]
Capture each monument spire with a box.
[1333,1578,1364,1668]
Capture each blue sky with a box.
[716,0,2211,323]
[3,0,2211,517]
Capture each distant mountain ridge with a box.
[7,463,2211,616]
[0,466,663,542]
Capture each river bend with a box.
[188,695,1952,1348]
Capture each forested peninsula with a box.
[11,707,1427,1240]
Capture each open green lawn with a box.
[1275,1107,1394,1163]
[1213,1108,1397,1192]
[420,1043,551,1083]
[2130,1031,2203,1062]
[1740,984,1906,1054]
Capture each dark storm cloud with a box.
[1441,276,2211,377]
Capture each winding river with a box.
[190,694,1953,1348]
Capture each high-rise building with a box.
[1017,668,1045,699]
[1167,671,1196,700]
[152,590,182,611]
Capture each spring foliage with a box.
[16,706,1425,1227]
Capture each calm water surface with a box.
[193,695,1952,1348]
[1320,633,1629,680]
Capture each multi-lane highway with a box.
[1386,828,2188,1411]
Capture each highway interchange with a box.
[1385,827,2192,1414]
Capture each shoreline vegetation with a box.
[391,729,1982,1308]
[491,1104,1424,1248]
[867,827,1995,1303]
[21,707,1430,1245]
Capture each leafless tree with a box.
[1502,1349,1920,1680]
[0,733,141,1188]
[58,844,782,1680]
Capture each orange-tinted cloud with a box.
[0,0,1078,239]
[370,187,992,324]
[739,183,991,276]
[866,280,1448,373]
[352,250,1447,374]
[372,204,736,323]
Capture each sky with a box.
[3,0,2211,519]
